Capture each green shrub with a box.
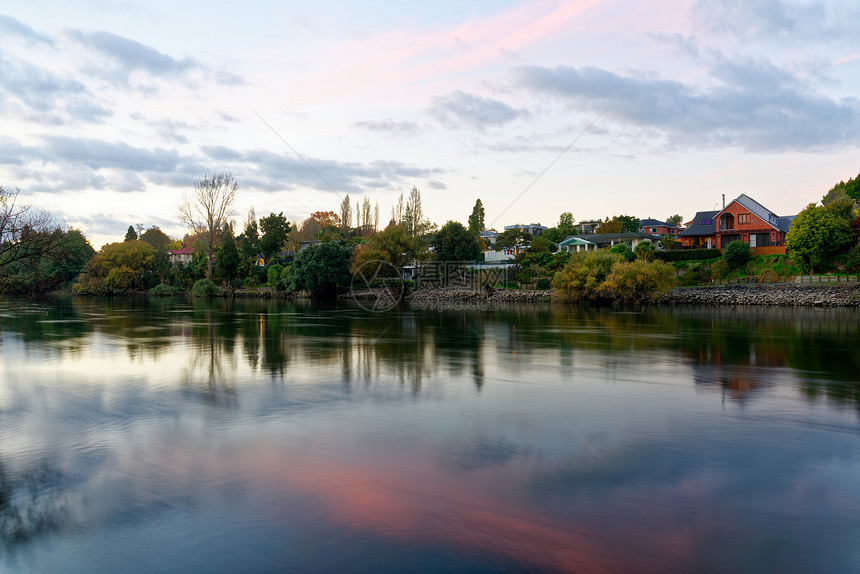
[536,278,552,290]
[710,259,730,279]
[678,262,712,286]
[599,259,676,304]
[847,242,860,274]
[608,243,634,262]
[552,251,621,303]
[148,283,178,296]
[267,264,284,288]
[654,248,722,262]
[634,241,656,261]
[723,240,751,269]
[192,278,222,298]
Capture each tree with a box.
[0,186,65,292]
[823,173,860,203]
[352,223,417,275]
[494,228,532,250]
[124,225,138,242]
[559,211,575,230]
[178,173,238,279]
[339,195,353,236]
[403,187,436,237]
[528,236,556,253]
[139,226,173,251]
[468,199,485,235]
[0,228,94,295]
[214,230,240,285]
[75,240,157,294]
[432,221,481,262]
[786,203,855,274]
[666,214,684,227]
[286,242,353,298]
[259,212,290,263]
[597,215,640,234]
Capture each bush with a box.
[148,283,178,296]
[654,248,722,262]
[599,259,676,304]
[608,243,634,262]
[552,251,621,303]
[536,278,551,290]
[723,240,751,269]
[634,241,655,261]
[192,278,222,298]
[847,242,860,274]
[677,262,712,286]
[710,259,730,279]
[267,264,284,287]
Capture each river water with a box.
[1,297,859,573]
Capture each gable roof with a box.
[560,232,656,246]
[723,194,794,232]
[639,218,677,229]
[678,211,719,236]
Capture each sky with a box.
[2,0,859,249]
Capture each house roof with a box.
[560,232,656,246]
[639,218,677,229]
[726,194,787,232]
[678,211,719,236]
[168,247,193,255]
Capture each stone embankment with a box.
[662,283,860,307]
[405,288,551,304]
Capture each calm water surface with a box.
[1,297,859,573]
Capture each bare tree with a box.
[178,173,238,279]
[0,186,63,288]
[391,193,404,225]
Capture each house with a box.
[713,194,794,249]
[484,245,530,262]
[678,211,719,249]
[640,218,680,236]
[503,224,548,237]
[558,232,658,253]
[479,229,498,247]
[679,195,795,251]
[168,245,194,266]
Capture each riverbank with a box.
[349,283,860,308]
[661,283,860,307]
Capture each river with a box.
[1,297,859,573]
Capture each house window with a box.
[651,227,657,233]
[738,213,751,224]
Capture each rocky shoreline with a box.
[346,283,860,308]
[661,283,860,307]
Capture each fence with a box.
[793,275,859,284]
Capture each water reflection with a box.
[1,297,860,572]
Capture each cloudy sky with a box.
[2,0,859,248]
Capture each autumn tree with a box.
[403,187,436,237]
[178,173,238,279]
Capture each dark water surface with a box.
[1,297,859,573]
